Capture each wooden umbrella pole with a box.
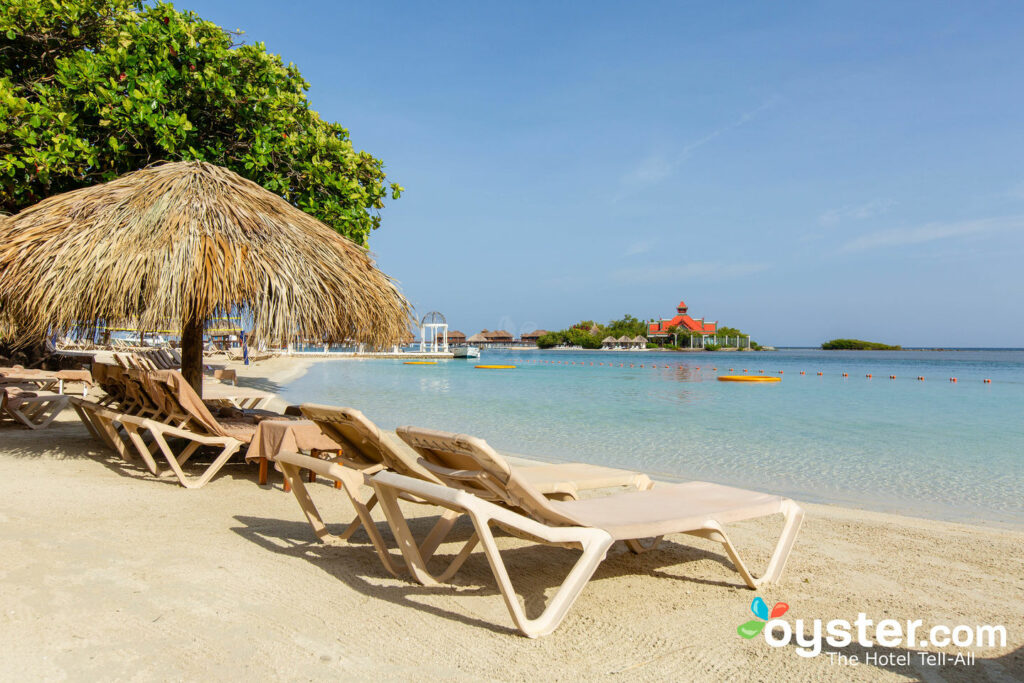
[181,315,204,397]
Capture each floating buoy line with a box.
[488,358,999,383]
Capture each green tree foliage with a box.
[602,314,647,339]
[821,339,901,350]
[0,0,401,244]
[536,325,602,349]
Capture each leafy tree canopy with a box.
[0,0,401,244]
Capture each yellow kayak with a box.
[717,375,780,382]
[475,364,516,369]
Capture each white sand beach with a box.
[1,381,1021,681]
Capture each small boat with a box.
[453,346,480,359]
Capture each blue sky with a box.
[187,1,1024,346]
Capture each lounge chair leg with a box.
[687,501,804,588]
[418,509,462,561]
[258,457,269,485]
[279,461,405,577]
[469,512,613,638]
[145,427,242,489]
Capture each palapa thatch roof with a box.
[602,336,617,343]
[521,329,548,340]
[442,330,466,340]
[466,332,488,343]
[0,310,16,343]
[485,330,512,340]
[0,161,412,349]
[617,335,632,342]
[633,335,647,343]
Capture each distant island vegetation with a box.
[536,315,760,351]
[821,339,901,350]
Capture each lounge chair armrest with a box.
[370,470,611,548]
[138,419,239,445]
[275,450,384,481]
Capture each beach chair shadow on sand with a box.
[229,510,753,636]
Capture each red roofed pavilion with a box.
[648,300,717,337]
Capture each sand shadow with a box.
[230,489,760,635]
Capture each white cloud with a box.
[613,261,770,285]
[840,215,1023,252]
[818,199,896,227]
[618,96,781,190]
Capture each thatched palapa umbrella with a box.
[0,161,411,396]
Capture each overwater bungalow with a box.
[521,329,549,345]
[479,330,512,345]
[439,330,466,346]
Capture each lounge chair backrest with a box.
[395,426,579,526]
[92,362,131,406]
[147,370,227,436]
[300,404,437,480]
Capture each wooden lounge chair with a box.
[273,404,653,577]
[1,386,70,429]
[365,427,804,637]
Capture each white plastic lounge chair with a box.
[273,405,653,576]
[1,386,69,429]
[366,427,804,637]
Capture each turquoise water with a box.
[278,349,1024,527]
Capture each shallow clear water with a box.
[278,348,1024,527]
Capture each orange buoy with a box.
[758,369,764,374]
[778,370,784,374]
[918,376,925,381]
[817,371,823,376]
[799,371,805,375]
[866,374,872,378]
[712,367,717,371]
[842,373,848,377]
[950,377,957,382]
[984,378,991,383]
[718,375,781,383]
[729,368,734,371]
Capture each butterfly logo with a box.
[737,597,789,638]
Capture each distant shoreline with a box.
[777,346,1024,352]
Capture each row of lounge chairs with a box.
[5,360,805,637]
[73,363,274,487]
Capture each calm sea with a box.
[277,348,1024,527]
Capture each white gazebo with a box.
[419,311,449,353]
